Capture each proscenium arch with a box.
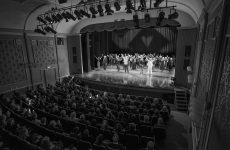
[25,0,201,34]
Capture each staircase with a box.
[174,88,189,112]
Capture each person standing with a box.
[102,55,108,70]
[122,54,130,73]
[95,56,101,70]
[147,57,154,75]
[115,54,121,72]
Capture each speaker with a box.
[58,0,67,4]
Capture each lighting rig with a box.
[35,0,177,35]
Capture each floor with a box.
[80,65,175,89]
[158,111,190,150]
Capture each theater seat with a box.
[93,144,106,150]
[139,136,155,148]
[125,133,139,150]
[139,125,153,137]
[78,139,92,150]
[153,127,166,141]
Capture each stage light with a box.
[56,13,63,21]
[80,9,91,18]
[156,11,165,26]
[154,0,164,7]
[97,4,104,16]
[126,0,135,13]
[51,14,60,23]
[74,9,83,20]
[61,12,69,22]
[37,16,47,24]
[78,0,85,5]
[89,6,98,18]
[34,27,46,35]
[138,0,146,11]
[58,0,67,4]
[105,3,114,15]
[114,1,121,11]
[44,26,57,34]
[133,13,139,27]
[168,11,179,19]
[66,11,76,21]
[144,12,150,23]
[45,15,53,23]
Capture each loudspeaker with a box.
[58,0,67,4]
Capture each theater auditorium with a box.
[0,0,229,150]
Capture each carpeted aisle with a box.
[158,111,190,150]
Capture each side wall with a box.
[175,28,198,87]
[67,35,83,75]
[0,31,70,94]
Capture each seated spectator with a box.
[80,128,93,143]
[106,133,125,150]
[128,123,138,135]
[0,115,7,128]
[60,110,68,118]
[48,120,57,130]
[140,140,156,150]
[56,120,63,130]
[41,117,47,126]
[18,126,29,140]
[94,134,104,146]
[70,127,80,138]
[70,112,79,122]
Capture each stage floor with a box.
[80,66,175,89]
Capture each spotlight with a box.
[105,3,114,15]
[133,13,139,27]
[34,27,46,35]
[44,26,57,34]
[61,12,69,22]
[114,1,121,11]
[80,9,91,18]
[58,0,67,4]
[97,4,104,16]
[45,15,53,23]
[37,16,47,24]
[144,12,150,23]
[89,6,98,18]
[138,0,146,11]
[56,13,63,21]
[156,11,165,26]
[168,11,179,19]
[126,0,135,13]
[154,0,164,7]
[74,9,83,20]
[66,11,76,21]
[51,14,60,23]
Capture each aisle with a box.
[158,111,190,150]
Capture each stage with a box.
[80,65,175,89]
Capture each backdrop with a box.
[89,27,177,56]
[83,27,178,69]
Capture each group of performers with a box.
[95,53,175,74]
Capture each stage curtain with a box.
[111,27,177,55]
[88,27,177,67]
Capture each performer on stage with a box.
[147,57,154,75]
[122,54,130,73]
[115,54,121,72]
[139,54,144,74]
[95,56,101,70]
[102,55,108,70]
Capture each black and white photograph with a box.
[0,0,229,150]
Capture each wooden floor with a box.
[80,65,175,89]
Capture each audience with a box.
[0,76,170,150]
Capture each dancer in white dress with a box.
[147,57,154,75]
